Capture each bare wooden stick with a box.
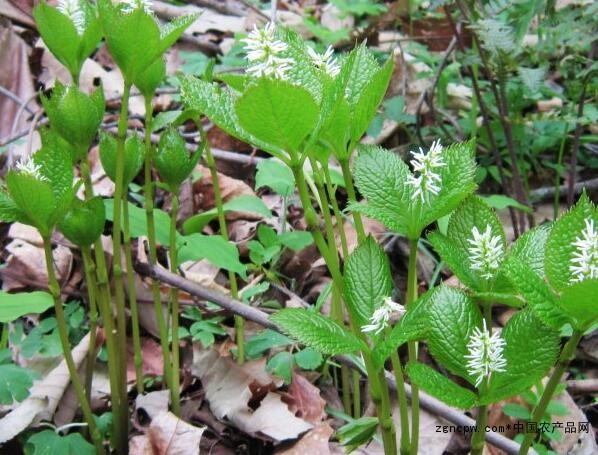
[134,260,525,455]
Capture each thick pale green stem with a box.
[518,330,584,455]
[291,163,397,455]
[471,304,492,455]
[199,125,243,363]
[123,200,144,394]
[80,161,125,454]
[81,246,99,405]
[142,96,172,389]
[406,238,419,455]
[111,82,132,440]
[43,237,103,453]
[168,190,181,415]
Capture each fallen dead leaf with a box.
[148,411,206,455]
[282,373,326,424]
[276,421,334,455]
[136,390,171,425]
[192,348,312,442]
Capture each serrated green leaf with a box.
[99,133,145,184]
[294,348,323,370]
[270,308,365,355]
[482,310,560,404]
[155,128,199,188]
[6,172,57,236]
[0,291,54,323]
[344,236,393,326]
[182,195,271,234]
[25,429,95,455]
[507,223,552,277]
[135,57,166,99]
[337,416,379,453]
[0,363,38,404]
[559,279,598,329]
[245,329,292,359]
[59,197,105,247]
[343,44,380,108]
[235,79,318,155]
[266,351,294,384]
[427,286,482,383]
[177,234,246,278]
[0,191,22,223]
[255,159,295,197]
[427,231,480,290]
[406,362,478,409]
[502,256,570,329]
[545,194,597,291]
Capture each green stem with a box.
[339,158,366,242]
[43,237,103,453]
[518,330,583,455]
[80,161,125,454]
[142,96,172,389]
[291,162,397,455]
[388,333,410,454]
[406,238,419,455]
[0,324,7,350]
[123,200,144,394]
[111,83,132,421]
[199,125,243,364]
[168,190,181,415]
[81,246,99,406]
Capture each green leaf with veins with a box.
[427,286,482,384]
[558,279,598,329]
[99,133,145,185]
[344,236,393,327]
[481,310,560,404]
[235,78,319,156]
[255,159,295,197]
[177,234,246,278]
[267,351,294,384]
[406,362,478,409]
[271,308,365,355]
[507,223,551,277]
[246,329,292,359]
[278,231,313,251]
[337,416,379,453]
[294,348,323,370]
[0,362,38,404]
[545,193,598,291]
[25,429,95,455]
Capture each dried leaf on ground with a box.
[0,332,91,443]
[276,421,334,455]
[149,411,205,455]
[192,348,312,442]
[282,373,326,424]
[136,390,170,424]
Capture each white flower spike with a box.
[242,22,293,80]
[307,45,340,77]
[14,158,48,183]
[465,320,506,388]
[361,297,406,335]
[57,0,86,35]
[570,218,598,283]
[120,0,153,14]
[405,139,446,203]
[467,224,504,280]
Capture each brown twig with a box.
[566,378,598,395]
[135,260,524,455]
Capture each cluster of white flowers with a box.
[14,158,48,182]
[465,320,506,388]
[467,225,504,280]
[570,218,598,283]
[242,23,293,79]
[57,0,86,35]
[361,297,406,335]
[405,140,446,203]
[120,0,153,14]
[307,46,340,77]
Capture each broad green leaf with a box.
[372,288,430,368]
[507,223,551,277]
[235,79,318,155]
[427,231,480,290]
[278,231,313,251]
[135,57,166,99]
[406,362,478,409]
[59,197,105,247]
[245,329,292,359]
[180,76,283,158]
[344,236,393,326]
[6,173,56,236]
[481,194,533,213]
[482,310,560,404]
[177,234,246,278]
[502,403,531,420]
[545,194,597,291]
[0,192,21,223]
[99,133,145,185]
[33,145,75,223]
[294,348,323,370]
[343,44,380,108]
[182,195,272,234]
[255,159,295,197]
[502,256,570,329]
[104,199,171,246]
[337,416,379,453]
[155,128,200,188]
[266,351,294,384]
[559,279,598,329]
[350,56,394,142]
[427,286,482,383]
[0,293,54,326]
[270,308,365,355]
[0,363,38,404]
[25,430,95,455]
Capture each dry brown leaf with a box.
[192,348,312,441]
[0,332,91,443]
[127,337,166,381]
[276,421,334,455]
[283,373,326,424]
[136,390,170,423]
[153,1,245,35]
[148,411,206,455]
[549,389,597,454]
